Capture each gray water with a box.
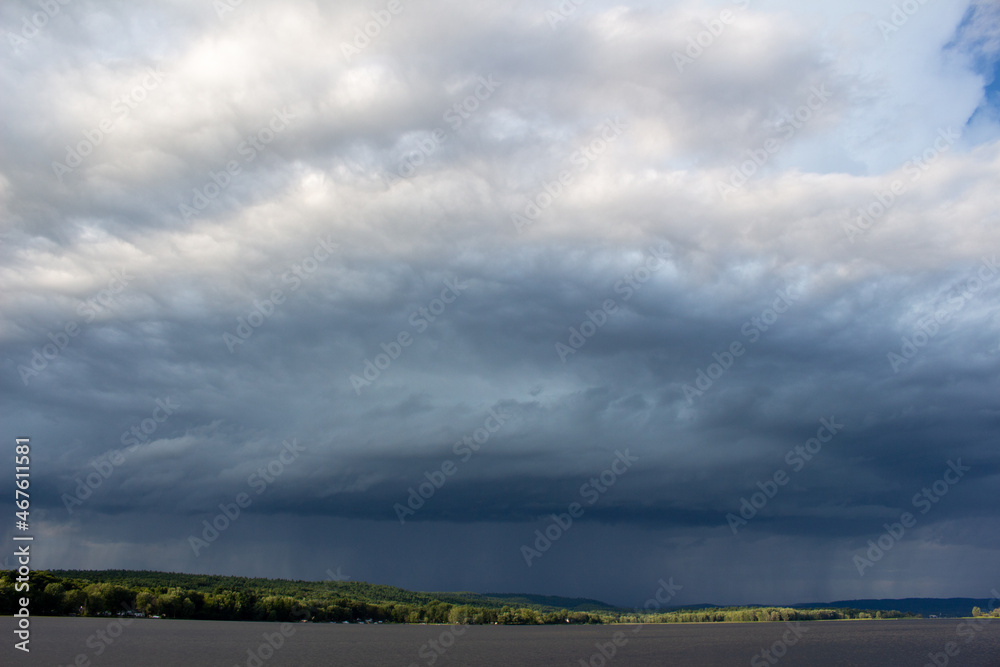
[2,617,998,666]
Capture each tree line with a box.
[1,570,920,625]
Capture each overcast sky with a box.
[2,0,999,608]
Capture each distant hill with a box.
[664,598,993,618]
[477,593,619,612]
[795,598,995,618]
[40,570,992,620]
[50,570,614,614]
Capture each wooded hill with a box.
[1,570,928,625]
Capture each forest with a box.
[0,570,933,625]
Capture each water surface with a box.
[2,617,998,666]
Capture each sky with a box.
[1,0,999,609]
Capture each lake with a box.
[2,617,998,666]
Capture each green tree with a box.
[63,589,87,615]
[83,584,110,616]
[40,583,66,614]
[0,581,16,615]
[135,591,155,615]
